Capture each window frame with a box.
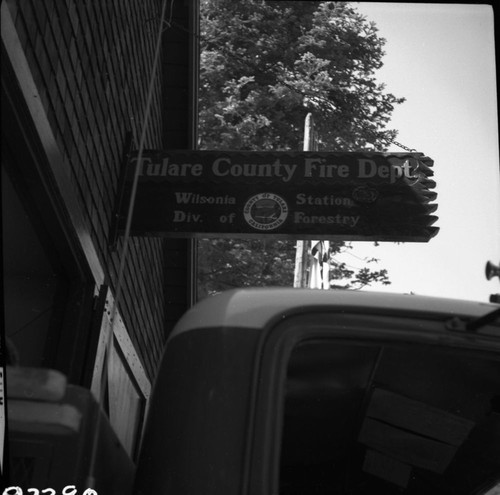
[245,310,500,494]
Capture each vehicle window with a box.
[279,340,500,494]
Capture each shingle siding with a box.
[9,0,173,380]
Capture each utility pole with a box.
[294,113,316,288]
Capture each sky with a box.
[335,2,500,302]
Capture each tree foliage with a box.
[197,238,390,299]
[197,239,296,298]
[197,1,400,297]
[199,0,404,151]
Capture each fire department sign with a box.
[114,150,439,242]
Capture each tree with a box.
[199,0,404,151]
[197,238,296,298]
[197,238,390,299]
[197,1,400,297]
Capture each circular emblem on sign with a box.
[243,193,288,231]
[352,186,379,204]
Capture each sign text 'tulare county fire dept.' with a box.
[117,150,438,242]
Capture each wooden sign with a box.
[115,150,439,242]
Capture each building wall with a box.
[3,0,169,380]
[3,0,199,485]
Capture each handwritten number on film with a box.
[2,487,97,495]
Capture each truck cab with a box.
[133,288,500,494]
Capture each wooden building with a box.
[2,0,198,487]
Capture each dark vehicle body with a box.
[133,288,500,494]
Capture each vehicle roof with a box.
[171,288,498,338]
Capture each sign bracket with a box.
[109,131,135,251]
